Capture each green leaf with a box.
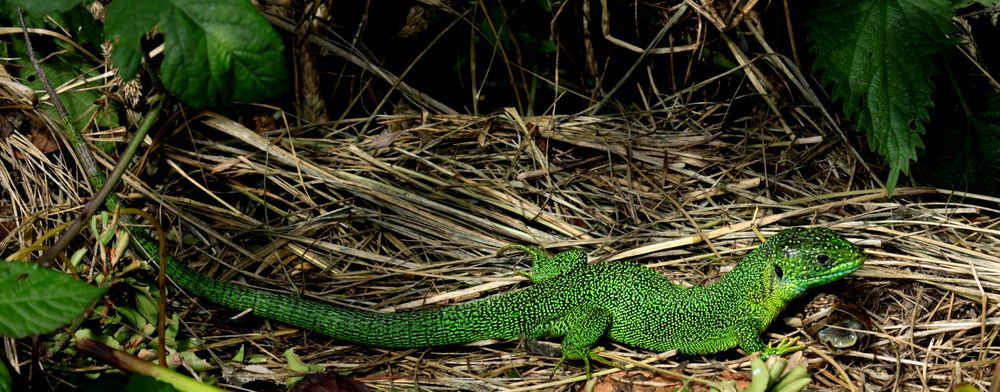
[283,348,323,373]
[117,306,149,331]
[923,94,1000,194]
[952,0,1000,8]
[953,383,983,392]
[59,5,105,58]
[165,313,179,342]
[231,344,246,363]
[7,0,81,14]
[808,0,955,194]
[0,358,11,392]
[103,0,163,81]
[517,32,556,54]
[974,96,1000,164]
[0,262,105,338]
[179,351,212,372]
[16,47,120,133]
[134,290,159,326]
[75,328,123,351]
[124,375,179,392]
[105,0,288,108]
[283,348,322,387]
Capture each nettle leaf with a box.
[956,95,1000,192]
[922,96,1000,194]
[105,0,287,108]
[975,96,1000,163]
[0,262,105,338]
[808,0,954,194]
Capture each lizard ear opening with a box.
[774,265,784,279]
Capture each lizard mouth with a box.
[794,260,864,288]
[801,245,866,286]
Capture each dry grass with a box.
[8,105,999,391]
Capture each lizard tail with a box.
[160,249,522,347]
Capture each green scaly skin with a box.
[119,212,863,369]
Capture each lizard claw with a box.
[761,336,802,359]
[584,347,618,379]
[554,347,613,380]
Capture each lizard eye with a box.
[817,254,830,264]
[774,265,784,279]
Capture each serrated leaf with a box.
[920,95,1000,195]
[0,262,105,338]
[954,96,1000,191]
[808,0,955,194]
[105,0,287,108]
[973,95,1000,163]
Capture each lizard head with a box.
[757,227,865,297]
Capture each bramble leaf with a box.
[6,0,81,14]
[0,262,105,338]
[105,0,287,108]
[807,0,954,195]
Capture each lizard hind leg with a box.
[498,245,589,283]
[535,307,613,379]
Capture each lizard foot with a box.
[761,336,803,359]
[552,347,613,380]
[588,347,616,371]
[581,347,612,380]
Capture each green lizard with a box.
[27,38,863,378]
[129,225,863,372]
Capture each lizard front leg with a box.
[733,320,802,359]
[499,245,588,283]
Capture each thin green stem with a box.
[37,99,164,268]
